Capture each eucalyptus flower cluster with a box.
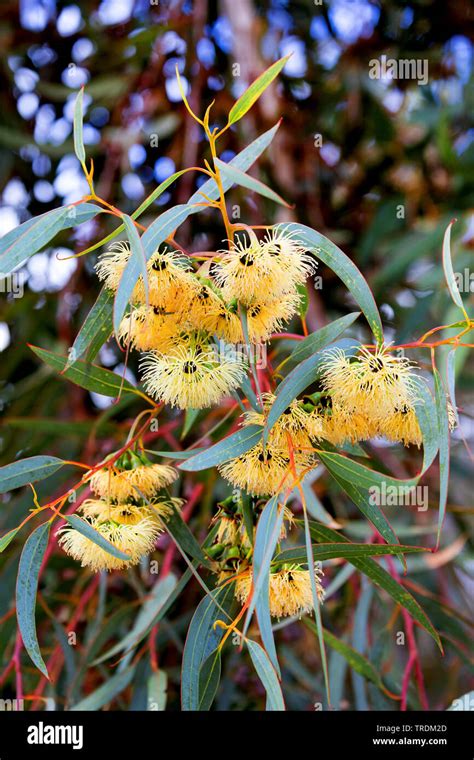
[95,228,315,410]
[58,450,181,571]
[208,496,324,619]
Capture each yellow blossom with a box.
[234,564,324,618]
[140,337,246,409]
[89,462,177,502]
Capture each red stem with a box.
[386,556,429,711]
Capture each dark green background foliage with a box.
[0,0,472,710]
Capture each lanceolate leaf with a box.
[70,665,136,711]
[178,425,263,472]
[198,649,222,710]
[265,339,359,439]
[305,522,442,651]
[159,503,212,568]
[239,375,260,411]
[274,542,428,565]
[66,286,113,367]
[113,123,282,331]
[30,345,139,398]
[75,121,281,259]
[442,219,464,311]
[278,222,384,344]
[122,213,149,309]
[196,122,280,200]
[304,621,390,695]
[0,202,101,273]
[282,312,360,369]
[147,670,168,711]
[0,455,65,494]
[322,466,402,556]
[412,378,440,473]
[214,158,290,207]
[302,507,330,703]
[227,56,289,126]
[352,580,372,709]
[296,283,309,318]
[94,574,178,664]
[80,169,192,257]
[73,87,86,164]
[190,121,281,205]
[63,515,131,562]
[352,555,441,650]
[0,528,19,553]
[318,450,418,492]
[16,522,50,677]
[434,369,450,549]
[181,584,236,711]
[147,447,208,460]
[246,639,285,711]
[446,350,460,426]
[181,408,201,439]
[247,496,284,676]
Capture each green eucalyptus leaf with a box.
[265,338,359,439]
[73,87,86,164]
[278,223,384,344]
[434,369,450,549]
[296,283,309,318]
[63,515,131,562]
[159,503,212,568]
[215,158,290,207]
[305,621,389,694]
[178,425,263,472]
[283,312,360,369]
[0,455,65,494]
[445,350,460,426]
[0,202,101,273]
[66,286,114,367]
[245,495,284,677]
[16,522,50,677]
[442,219,464,311]
[274,542,427,564]
[181,408,201,439]
[70,666,136,711]
[0,528,19,553]
[246,639,285,711]
[198,649,222,710]
[123,213,149,307]
[318,455,402,548]
[30,345,139,398]
[305,522,442,651]
[412,378,440,473]
[147,670,168,711]
[94,574,178,664]
[228,56,289,125]
[182,584,236,711]
[302,507,330,703]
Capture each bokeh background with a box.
[0,0,472,711]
